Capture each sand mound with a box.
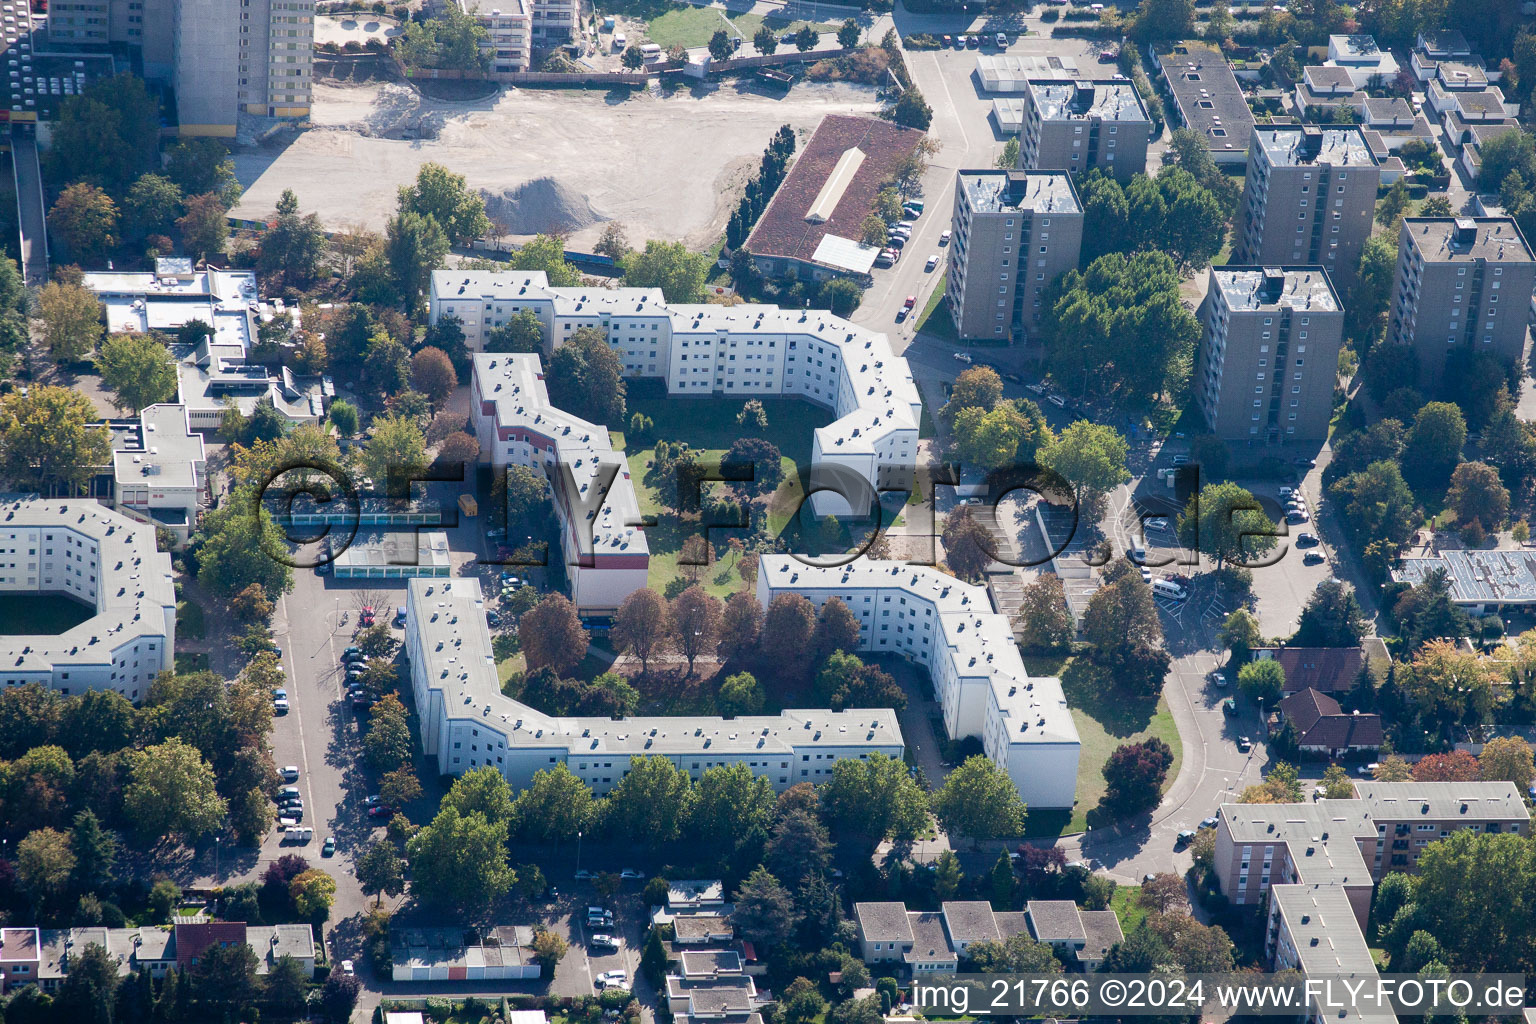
[481,177,603,236]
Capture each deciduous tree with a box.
[0,385,111,494]
[521,593,589,675]
[98,332,178,413]
[933,755,1026,845]
[35,281,104,362]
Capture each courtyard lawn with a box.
[176,598,206,640]
[1023,656,1183,837]
[0,593,95,635]
[730,11,837,42]
[174,652,210,675]
[1110,884,1147,934]
[617,388,832,595]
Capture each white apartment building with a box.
[755,556,1080,809]
[0,497,176,701]
[431,271,921,518]
[110,403,207,542]
[1324,34,1399,88]
[459,0,531,72]
[404,577,904,790]
[472,353,647,614]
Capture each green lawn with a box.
[176,598,206,639]
[915,277,958,342]
[1109,884,1147,934]
[639,5,730,48]
[174,652,210,675]
[1025,657,1183,836]
[619,389,833,595]
[731,11,837,42]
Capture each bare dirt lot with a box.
[231,77,881,251]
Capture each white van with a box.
[1151,578,1188,602]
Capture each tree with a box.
[734,866,800,947]
[513,233,582,287]
[952,404,1028,471]
[622,44,646,69]
[123,739,227,842]
[514,764,596,842]
[794,24,820,51]
[723,436,785,496]
[1018,574,1073,651]
[761,593,816,684]
[1100,738,1175,817]
[820,277,864,318]
[812,597,863,664]
[1479,736,1535,790]
[622,239,711,303]
[693,762,775,855]
[933,755,1027,845]
[1037,420,1131,508]
[521,593,589,674]
[820,752,928,846]
[996,136,1021,170]
[1378,178,1411,228]
[1218,608,1263,664]
[525,928,568,976]
[1139,872,1188,914]
[16,827,75,906]
[718,591,763,661]
[605,755,695,845]
[1330,459,1419,551]
[398,162,490,245]
[0,385,112,494]
[353,840,405,907]
[69,809,117,894]
[969,932,1063,973]
[321,971,361,1023]
[485,308,546,353]
[385,210,450,314]
[1372,755,1414,781]
[290,868,337,921]
[709,29,733,61]
[548,326,626,424]
[97,332,178,414]
[1237,658,1285,704]
[364,693,413,772]
[163,137,241,206]
[614,587,672,673]
[360,412,427,496]
[942,505,994,581]
[1394,573,1473,654]
[177,192,229,260]
[48,182,118,264]
[754,24,778,54]
[256,188,328,287]
[410,346,458,407]
[1177,482,1278,569]
[35,281,104,362]
[407,804,515,913]
[1447,461,1510,528]
[1082,570,1163,655]
[1412,750,1481,782]
[837,18,860,48]
[594,222,629,261]
[1477,128,1536,192]
[1136,0,1195,37]
[1403,401,1467,488]
[54,941,119,1023]
[195,495,293,602]
[1320,763,1355,799]
[887,87,932,129]
[945,366,1004,422]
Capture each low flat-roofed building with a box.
[976,53,1075,92]
[1295,65,1364,115]
[0,497,176,701]
[110,403,207,541]
[332,531,450,580]
[1427,82,1517,123]
[758,556,1080,809]
[390,925,540,983]
[673,914,734,945]
[669,880,726,910]
[1152,40,1255,164]
[1325,34,1399,87]
[745,115,926,282]
[406,577,903,789]
[1412,28,1471,83]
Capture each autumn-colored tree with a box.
[671,585,723,674]
[614,587,672,673]
[520,593,589,675]
[718,591,763,661]
[410,345,458,407]
[761,592,815,684]
[1412,750,1482,782]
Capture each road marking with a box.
[277,593,318,840]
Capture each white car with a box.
[940,229,952,245]
[620,868,645,879]
[341,960,355,977]
[1144,517,1169,531]
[925,254,939,271]
[590,933,620,949]
[953,352,972,363]
[280,766,300,782]
[272,698,290,714]
[597,970,628,989]
[575,869,594,880]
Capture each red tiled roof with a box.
[1260,647,1366,694]
[745,114,925,264]
[174,922,248,967]
[1280,687,1383,750]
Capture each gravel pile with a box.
[481,176,604,236]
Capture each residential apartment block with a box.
[1015,78,1150,181]
[173,0,314,134]
[431,270,921,518]
[1213,781,1528,920]
[1152,40,1255,165]
[1386,217,1536,381]
[1266,885,1398,1024]
[404,577,905,790]
[1195,266,1344,443]
[471,353,647,614]
[28,923,314,992]
[0,498,176,701]
[756,556,1080,809]
[1234,126,1380,279]
[459,0,532,73]
[945,169,1082,343]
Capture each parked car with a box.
[272,698,290,714]
[367,804,394,818]
[995,31,1007,47]
[1278,486,1294,500]
[1303,551,1326,565]
[597,970,628,989]
[394,606,407,627]
[1144,517,1169,531]
[1286,510,1311,524]
[342,647,363,661]
[1295,532,1319,547]
[1294,456,1317,467]
[575,869,595,880]
[941,34,952,45]
[1170,453,1190,466]
[874,254,893,268]
[280,765,300,781]
[620,868,645,879]
[895,308,908,323]
[1223,698,1237,716]
[1357,762,1379,776]
[1237,736,1253,752]
[590,934,620,950]
[965,34,979,47]
[1175,830,1196,846]
[925,254,939,271]
[341,960,355,977]
[1200,816,1220,829]
[321,836,335,856]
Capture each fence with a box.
[387,45,846,89]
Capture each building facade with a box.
[432,271,921,518]
[756,556,1080,809]
[1016,78,1150,181]
[459,0,532,72]
[946,169,1082,343]
[0,498,176,701]
[1234,127,1380,280]
[404,577,905,790]
[172,0,314,134]
[471,353,648,614]
[1195,266,1344,443]
[1385,216,1536,382]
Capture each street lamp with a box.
[575,830,583,879]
